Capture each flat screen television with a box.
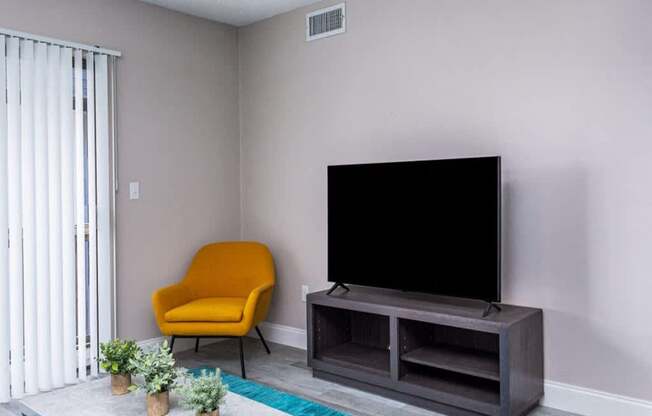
[328,156,501,302]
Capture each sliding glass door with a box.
[0,34,116,401]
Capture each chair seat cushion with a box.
[165,297,247,323]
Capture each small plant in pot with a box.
[129,341,180,416]
[99,339,140,395]
[177,369,229,416]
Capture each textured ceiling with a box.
[140,0,324,27]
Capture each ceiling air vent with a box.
[306,3,346,42]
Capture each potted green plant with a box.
[129,341,180,416]
[99,339,140,395]
[177,369,229,416]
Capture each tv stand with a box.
[482,302,502,318]
[326,281,350,295]
[307,286,543,416]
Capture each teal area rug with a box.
[188,367,349,416]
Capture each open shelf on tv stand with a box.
[307,286,543,416]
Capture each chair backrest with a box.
[182,241,275,298]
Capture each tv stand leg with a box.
[482,302,502,317]
[327,282,350,296]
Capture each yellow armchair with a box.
[152,241,275,378]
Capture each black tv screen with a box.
[328,156,501,302]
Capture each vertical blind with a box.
[0,34,115,401]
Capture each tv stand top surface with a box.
[308,285,540,329]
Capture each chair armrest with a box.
[241,283,275,329]
[152,283,193,328]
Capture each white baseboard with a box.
[250,322,652,416]
[248,322,307,350]
[542,380,652,416]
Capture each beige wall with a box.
[0,0,242,341]
[239,0,652,401]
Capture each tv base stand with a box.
[307,286,543,416]
[482,302,502,318]
[326,281,350,295]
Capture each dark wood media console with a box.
[307,286,543,416]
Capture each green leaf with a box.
[99,339,141,374]
[129,341,179,394]
[176,368,228,413]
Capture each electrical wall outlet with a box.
[301,285,309,302]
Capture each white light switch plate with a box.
[301,285,309,302]
[129,182,140,200]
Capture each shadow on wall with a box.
[502,163,591,382]
[544,308,652,396]
[502,162,652,396]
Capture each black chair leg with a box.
[255,326,271,354]
[239,337,246,379]
[169,336,176,352]
[195,337,200,353]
